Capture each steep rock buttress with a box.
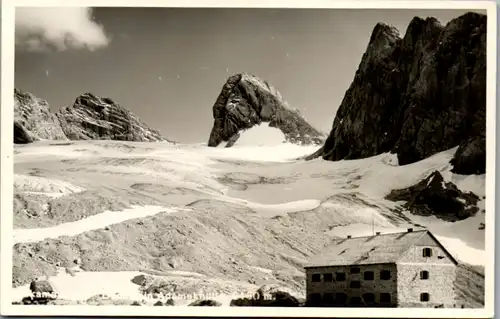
[207,73,326,147]
[314,12,486,175]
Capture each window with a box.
[380,270,391,280]
[323,293,334,305]
[364,271,374,280]
[312,274,321,282]
[323,273,333,282]
[350,267,360,274]
[363,293,376,305]
[335,293,348,305]
[380,293,391,303]
[423,248,432,257]
[420,270,429,280]
[349,296,363,306]
[336,272,346,281]
[309,293,322,304]
[350,280,361,288]
[420,293,430,302]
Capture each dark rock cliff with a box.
[315,12,486,175]
[208,73,326,147]
[14,89,68,144]
[55,93,167,142]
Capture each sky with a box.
[14,7,483,143]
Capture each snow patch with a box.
[13,205,189,244]
[434,235,485,266]
[235,123,287,146]
[12,270,146,302]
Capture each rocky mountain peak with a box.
[55,93,168,142]
[313,12,486,175]
[14,88,68,144]
[368,23,400,46]
[208,73,326,147]
[13,89,172,144]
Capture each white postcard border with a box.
[1,0,496,317]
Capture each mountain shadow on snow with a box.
[310,12,486,175]
[207,73,326,147]
[385,171,481,221]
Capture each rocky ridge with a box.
[14,89,68,144]
[55,93,167,142]
[14,90,170,143]
[208,73,326,147]
[312,12,486,175]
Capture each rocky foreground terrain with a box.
[207,73,326,147]
[11,140,485,307]
[310,12,486,176]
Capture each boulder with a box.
[131,274,147,286]
[29,279,54,293]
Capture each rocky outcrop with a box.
[314,12,486,175]
[55,93,167,142]
[29,279,55,293]
[385,171,480,221]
[208,73,325,147]
[188,299,222,307]
[14,89,68,144]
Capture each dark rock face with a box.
[316,12,486,175]
[385,171,480,221]
[14,89,68,144]
[56,93,167,142]
[188,299,222,306]
[14,122,34,144]
[208,73,325,147]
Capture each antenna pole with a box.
[372,211,374,236]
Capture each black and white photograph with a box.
[1,0,496,317]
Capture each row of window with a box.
[312,269,391,283]
[309,292,431,304]
[312,270,430,283]
[309,292,392,305]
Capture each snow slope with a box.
[11,138,486,303]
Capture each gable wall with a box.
[397,233,457,308]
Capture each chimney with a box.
[376,232,381,235]
[407,228,413,232]
[347,235,352,239]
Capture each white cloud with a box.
[15,7,110,52]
